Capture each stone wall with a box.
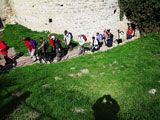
[0,0,139,41]
[0,0,15,25]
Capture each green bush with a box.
[118,0,160,35]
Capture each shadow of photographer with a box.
[93,95,120,120]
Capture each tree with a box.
[119,0,160,35]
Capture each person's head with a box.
[128,26,132,29]
[40,37,44,42]
[64,30,68,35]
[104,29,107,32]
[26,37,31,41]
[117,29,120,32]
[92,36,95,40]
[48,34,51,38]
[22,38,26,41]
[51,36,55,40]
[107,29,110,33]
[96,32,99,36]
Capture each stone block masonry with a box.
[0,0,139,41]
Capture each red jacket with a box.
[0,41,8,55]
[127,29,134,35]
[24,40,31,50]
[50,39,54,47]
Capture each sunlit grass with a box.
[0,33,160,120]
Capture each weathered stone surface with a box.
[0,0,140,41]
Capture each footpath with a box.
[0,37,138,70]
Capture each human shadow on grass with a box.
[0,52,24,72]
[93,95,120,120]
[0,91,31,120]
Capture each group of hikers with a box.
[79,25,135,54]
[0,25,135,67]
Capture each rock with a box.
[109,64,113,67]
[77,72,82,77]
[69,74,75,77]
[115,67,119,70]
[121,65,124,68]
[113,61,118,64]
[25,112,40,119]
[74,108,84,114]
[91,75,97,78]
[149,89,157,94]
[81,69,89,74]
[42,84,50,88]
[8,48,16,57]
[71,67,75,70]
[54,77,62,80]
[100,72,105,75]
[12,91,21,97]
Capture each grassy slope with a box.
[0,33,160,120]
[1,24,78,53]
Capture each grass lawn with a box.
[0,32,160,120]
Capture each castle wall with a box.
[0,0,136,40]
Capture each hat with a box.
[107,29,110,32]
[51,36,55,39]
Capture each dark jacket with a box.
[38,40,48,52]
[53,38,62,50]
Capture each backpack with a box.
[33,39,38,46]
[54,38,61,49]
[100,34,103,40]
[44,40,49,48]
[83,35,87,42]
[69,32,73,39]
[2,41,9,51]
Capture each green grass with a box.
[1,24,78,54]
[0,33,160,120]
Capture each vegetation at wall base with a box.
[0,32,160,120]
[118,0,160,35]
[1,24,78,54]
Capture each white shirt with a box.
[64,33,71,45]
[118,31,124,39]
[78,35,85,46]
[90,39,98,46]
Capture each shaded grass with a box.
[0,33,160,119]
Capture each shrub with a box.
[119,0,160,35]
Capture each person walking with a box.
[106,30,114,47]
[78,34,87,55]
[23,38,31,55]
[64,30,73,51]
[0,40,14,64]
[26,37,37,61]
[38,37,49,63]
[52,36,62,62]
[117,30,124,44]
[127,26,134,40]
[90,36,99,52]
[96,32,103,47]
